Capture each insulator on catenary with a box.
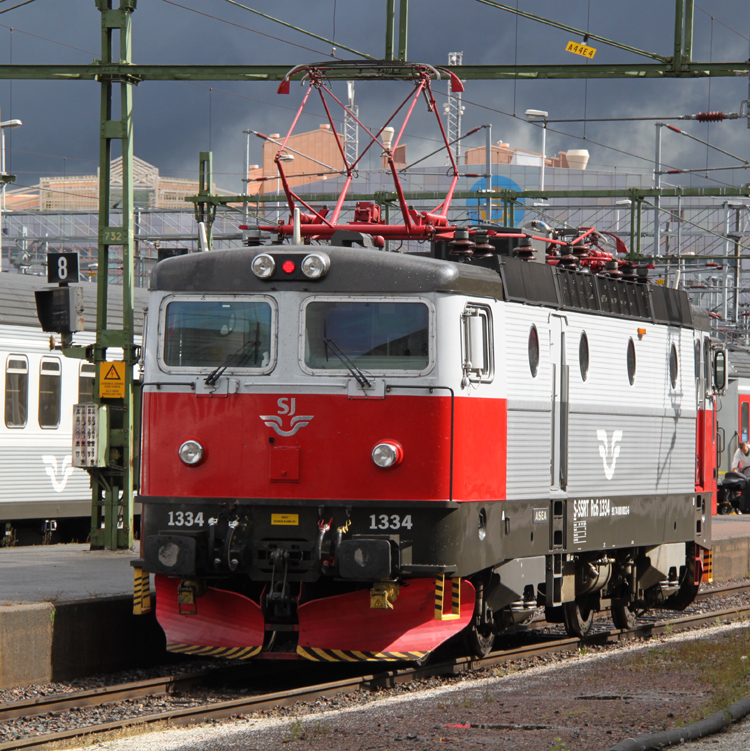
[694,111,727,122]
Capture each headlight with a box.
[251,253,275,279]
[372,441,403,468]
[301,253,330,279]
[158,542,180,568]
[179,440,204,466]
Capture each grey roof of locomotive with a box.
[0,273,148,334]
[151,245,701,329]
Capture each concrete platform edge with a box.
[712,537,750,583]
[0,594,166,689]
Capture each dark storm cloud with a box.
[1,0,748,193]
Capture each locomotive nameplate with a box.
[272,513,299,526]
[533,508,548,523]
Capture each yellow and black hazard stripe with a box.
[434,575,461,621]
[297,646,427,662]
[167,642,262,659]
[132,567,152,615]
[701,547,713,583]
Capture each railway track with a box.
[2,583,749,751]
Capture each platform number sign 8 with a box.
[47,252,80,284]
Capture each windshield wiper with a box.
[205,338,259,387]
[322,337,372,389]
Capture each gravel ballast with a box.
[49,619,750,751]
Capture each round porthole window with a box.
[528,325,539,378]
[627,338,636,385]
[579,332,589,381]
[669,344,678,388]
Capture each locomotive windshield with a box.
[304,301,429,371]
[163,300,273,369]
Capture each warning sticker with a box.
[99,361,126,399]
[271,514,299,526]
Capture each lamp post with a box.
[0,118,22,273]
[525,109,548,191]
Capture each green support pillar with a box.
[385,0,396,61]
[89,0,138,550]
[398,0,408,62]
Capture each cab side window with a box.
[461,304,494,384]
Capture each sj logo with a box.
[260,398,314,437]
[597,430,623,480]
[42,455,75,493]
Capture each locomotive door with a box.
[549,315,569,492]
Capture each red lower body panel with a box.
[155,575,265,659]
[296,578,475,661]
[155,575,474,662]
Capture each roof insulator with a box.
[695,111,726,123]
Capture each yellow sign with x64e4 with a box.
[566,41,597,59]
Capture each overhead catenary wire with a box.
[161,0,340,59]
[0,21,96,55]
[437,89,743,191]
[217,0,375,60]
[695,3,750,42]
[0,0,36,14]
[663,123,749,165]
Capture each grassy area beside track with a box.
[625,620,750,725]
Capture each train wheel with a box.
[611,601,638,630]
[463,623,495,658]
[562,600,594,638]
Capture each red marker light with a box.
[282,260,296,274]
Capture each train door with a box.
[694,334,705,488]
[549,315,568,492]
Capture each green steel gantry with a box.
[0,0,746,549]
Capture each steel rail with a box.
[2,602,750,750]
[0,664,266,723]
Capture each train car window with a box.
[579,332,589,381]
[627,338,636,385]
[78,362,96,403]
[163,300,274,371]
[528,325,539,378]
[4,356,28,428]
[305,300,430,372]
[39,357,62,429]
[669,344,678,389]
[460,304,494,384]
[742,402,749,443]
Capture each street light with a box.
[525,109,548,191]
[0,118,23,273]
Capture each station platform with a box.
[0,543,137,603]
[0,543,163,690]
[0,519,748,690]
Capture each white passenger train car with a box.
[0,273,146,543]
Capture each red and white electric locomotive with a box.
[132,62,718,661]
[134,234,717,661]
